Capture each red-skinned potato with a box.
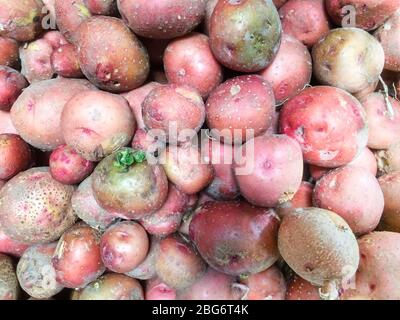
[52,223,105,289]
[0,254,18,300]
[71,176,117,231]
[51,44,83,78]
[259,34,312,105]
[42,31,68,50]
[117,0,207,39]
[313,166,384,235]
[0,228,30,258]
[312,28,385,94]
[341,232,400,300]
[279,0,330,47]
[11,78,95,151]
[209,0,282,72]
[280,86,368,168]
[0,67,28,111]
[325,0,400,31]
[378,172,400,232]
[0,110,18,135]
[234,135,304,208]
[278,181,313,217]
[190,201,280,276]
[17,242,63,299]
[61,91,136,161]
[0,0,44,42]
[145,278,176,301]
[204,0,218,35]
[76,16,150,93]
[0,37,19,67]
[78,273,144,300]
[84,0,117,15]
[140,184,189,237]
[131,129,165,155]
[143,84,205,144]
[286,275,321,300]
[206,75,275,144]
[159,144,214,195]
[0,134,32,181]
[100,221,149,273]
[376,141,400,175]
[0,167,76,244]
[155,234,206,290]
[360,92,400,150]
[49,145,95,185]
[164,33,223,98]
[273,0,288,8]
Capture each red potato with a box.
[52,223,105,289]
[259,34,312,105]
[42,31,68,50]
[0,254,18,300]
[11,78,95,151]
[312,28,385,94]
[142,84,205,144]
[140,184,189,237]
[190,201,280,276]
[378,172,400,232]
[145,278,176,301]
[0,167,76,244]
[71,176,116,231]
[309,165,330,181]
[17,243,63,299]
[278,181,313,217]
[159,144,214,195]
[273,0,288,8]
[360,92,400,150]
[76,16,150,93]
[131,129,166,156]
[376,141,400,175]
[0,37,19,67]
[341,232,400,300]
[280,86,368,168]
[0,228,29,258]
[0,0,44,42]
[100,221,149,273]
[0,134,32,181]
[325,0,400,31]
[204,0,218,35]
[121,82,161,129]
[84,0,117,15]
[49,145,95,185]
[51,44,83,78]
[155,234,207,290]
[61,91,136,161]
[313,166,384,235]
[0,67,28,111]
[0,111,18,135]
[234,135,304,208]
[206,75,275,144]
[117,0,207,39]
[78,274,144,300]
[141,38,170,68]
[286,275,321,300]
[164,33,223,98]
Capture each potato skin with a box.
[61,91,136,161]
[278,208,359,287]
[0,111,18,135]
[117,0,207,39]
[17,243,63,299]
[76,16,150,93]
[278,181,313,217]
[145,278,176,300]
[378,172,400,232]
[11,78,95,151]
[286,275,321,300]
[312,28,385,93]
[84,0,117,15]
[280,86,368,168]
[376,142,400,175]
[0,167,76,244]
[0,67,28,111]
[209,0,282,72]
[0,254,18,300]
[0,228,30,258]
[0,37,19,67]
[51,44,83,78]
[125,237,159,280]
[190,201,280,276]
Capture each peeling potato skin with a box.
[278,208,360,286]
[312,28,385,94]
[52,223,105,289]
[17,242,64,299]
[0,37,19,67]
[78,273,144,300]
[378,172,400,232]
[117,0,207,39]
[286,275,321,300]
[0,254,19,300]
[0,0,44,42]
[76,16,150,93]
[0,167,76,245]
[0,67,28,111]
[341,232,400,300]
[190,201,280,276]
[209,0,282,72]
[279,86,368,168]
[325,0,400,31]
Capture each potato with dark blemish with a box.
[209,0,282,72]
[51,44,83,78]
[0,254,18,300]
[0,37,19,68]
[0,67,28,111]
[61,91,135,162]
[76,16,149,93]
[190,201,280,276]
[312,28,385,94]
[378,172,400,232]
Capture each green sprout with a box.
[114,149,146,170]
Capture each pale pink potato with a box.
[145,278,176,300]
[286,275,321,300]
[0,110,18,135]
[0,227,30,258]
[348,147,377,176]
[378,172,400,232]
[42,31,68,50]
[353,81,378,100]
